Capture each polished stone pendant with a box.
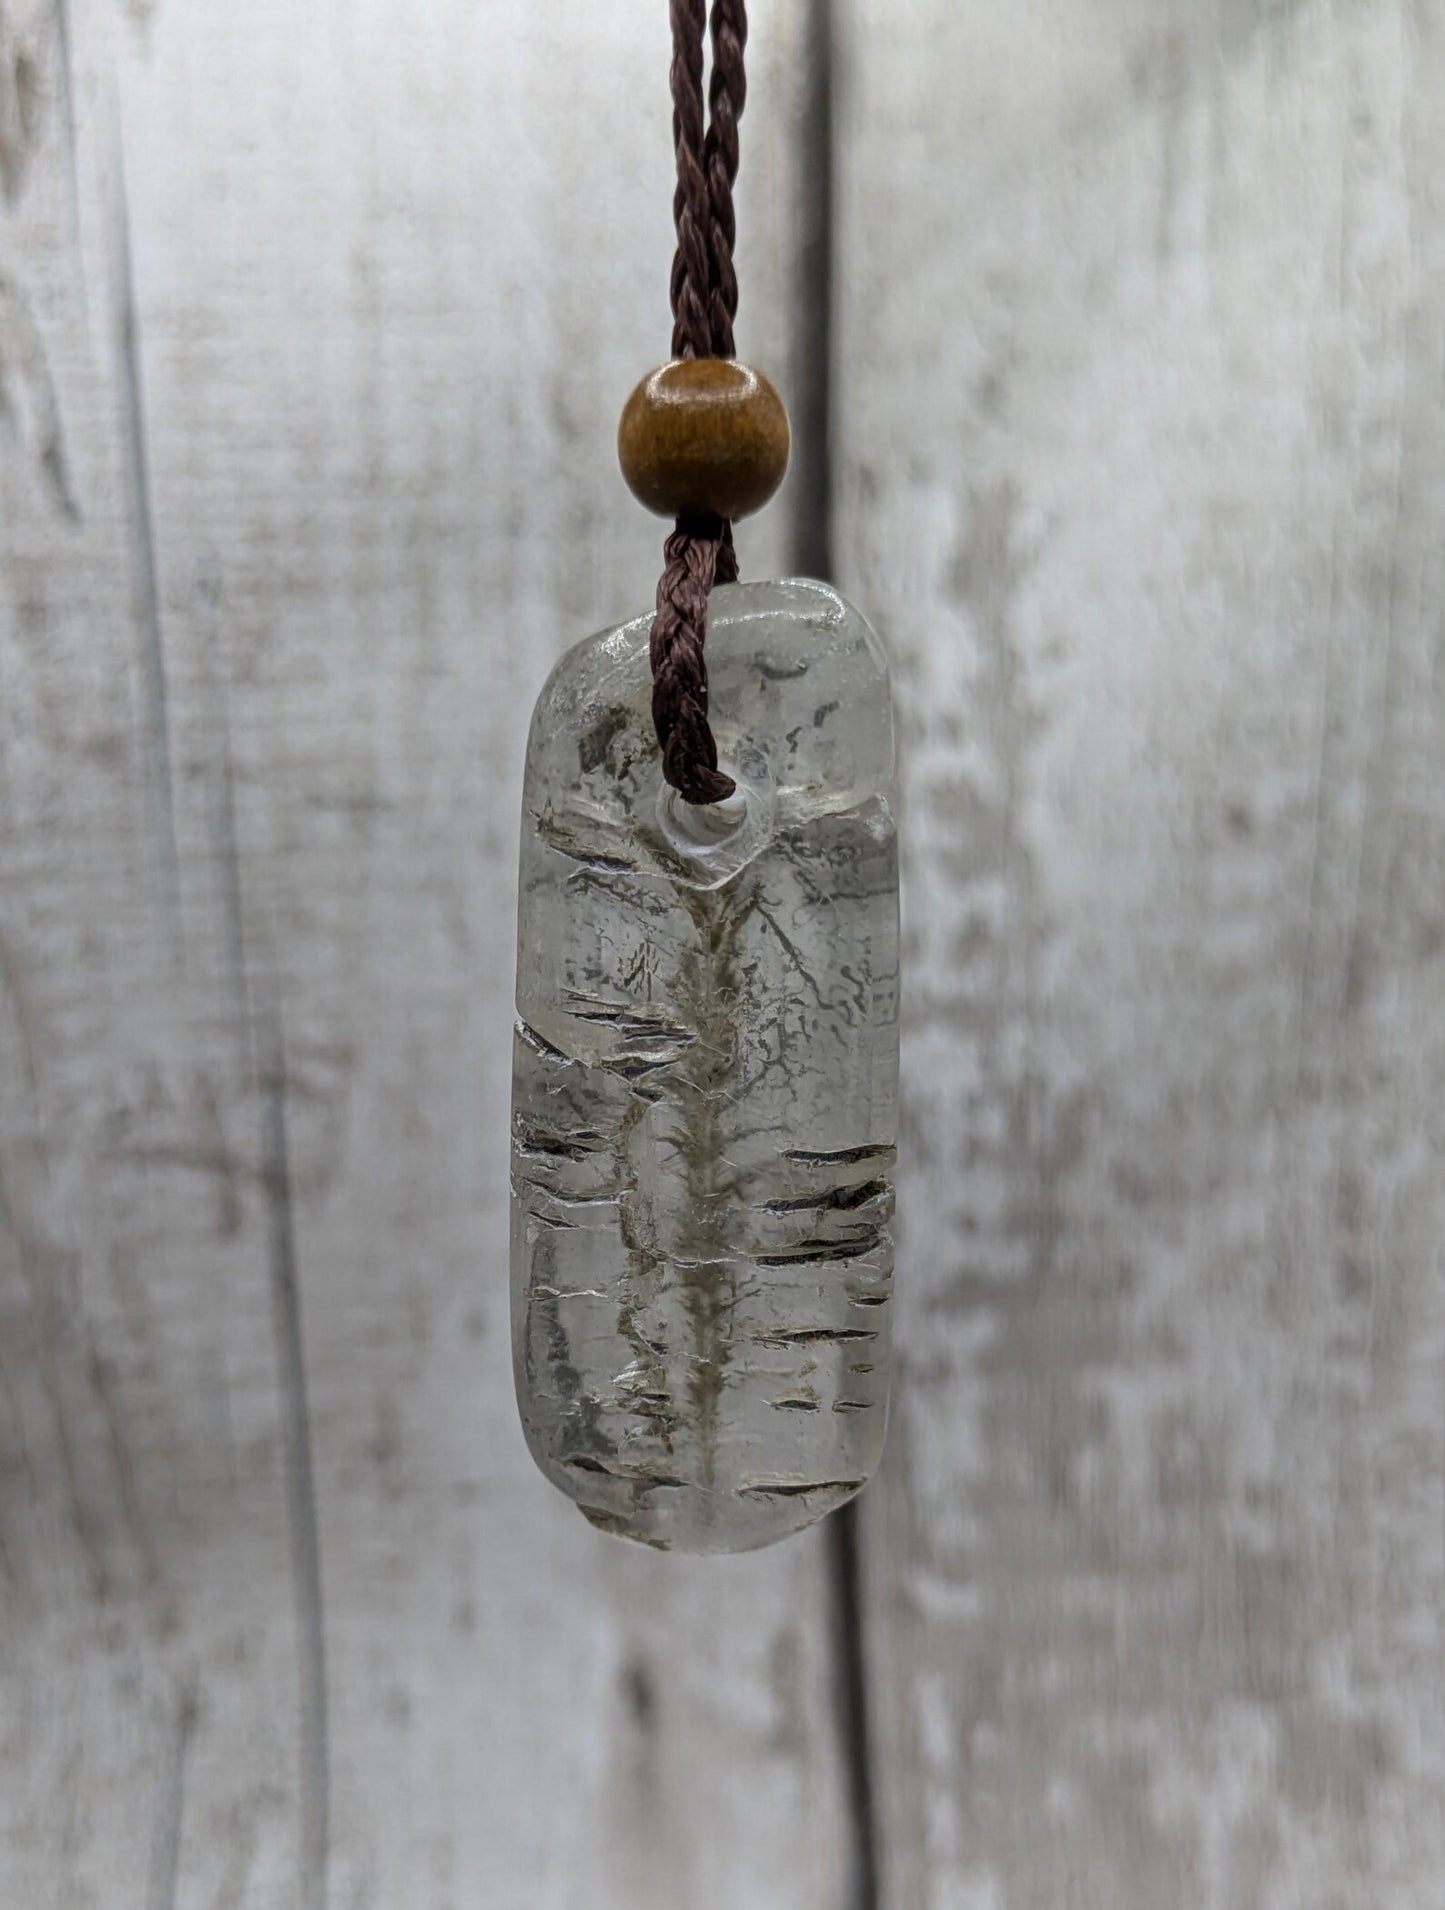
[511,580,899,1553]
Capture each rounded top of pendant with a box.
[618,359,791,522]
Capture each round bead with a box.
[618,359,791,521]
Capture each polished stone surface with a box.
[511,581,899,1551]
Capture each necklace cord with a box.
[649,0,748,806]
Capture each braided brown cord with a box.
[668,0,712,364]
[651,0,748,805]
[651,517,733,805]
[704,0,748,359]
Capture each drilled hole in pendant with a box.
[663,781,749,848]
[655,759,773,885]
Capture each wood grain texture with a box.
[0,5,849,1907]
[835,0,1445,1903]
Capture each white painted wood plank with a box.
[836,1,1445,1903]
[0,4,848,1906]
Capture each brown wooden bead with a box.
[618,359,791,521]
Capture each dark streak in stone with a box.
[567,1003,693,1043]
[567,849,644,876]
[527,1210,580,1232]
[515,1181,620,1210]
[756,1326,878,1346]
[514,1017,571,1065]
[578,704,633,776]
[512,1127,604,1163]
[755,1235,886,1266]
[536,811,641,875]
[738,1477,866,1499]
[754,897,828,1007]
[603,1052,686,1082]
[764,1177,890,1213]
[580,1505,671,1548]
[567,1456,688,1490]
[785,1142,896,1168]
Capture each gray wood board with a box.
[835,0,1445,1903]
[0,5,851,1906]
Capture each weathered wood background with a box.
[1,2,1442,1905]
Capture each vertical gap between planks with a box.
[788,0,833,584]
[826,1510,881,1910]
[110,113,180,916]
[214,723,331,1910]
[790,6,880,1908]
[259,1003,330,1910]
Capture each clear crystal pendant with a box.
[511,580,899,1553]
